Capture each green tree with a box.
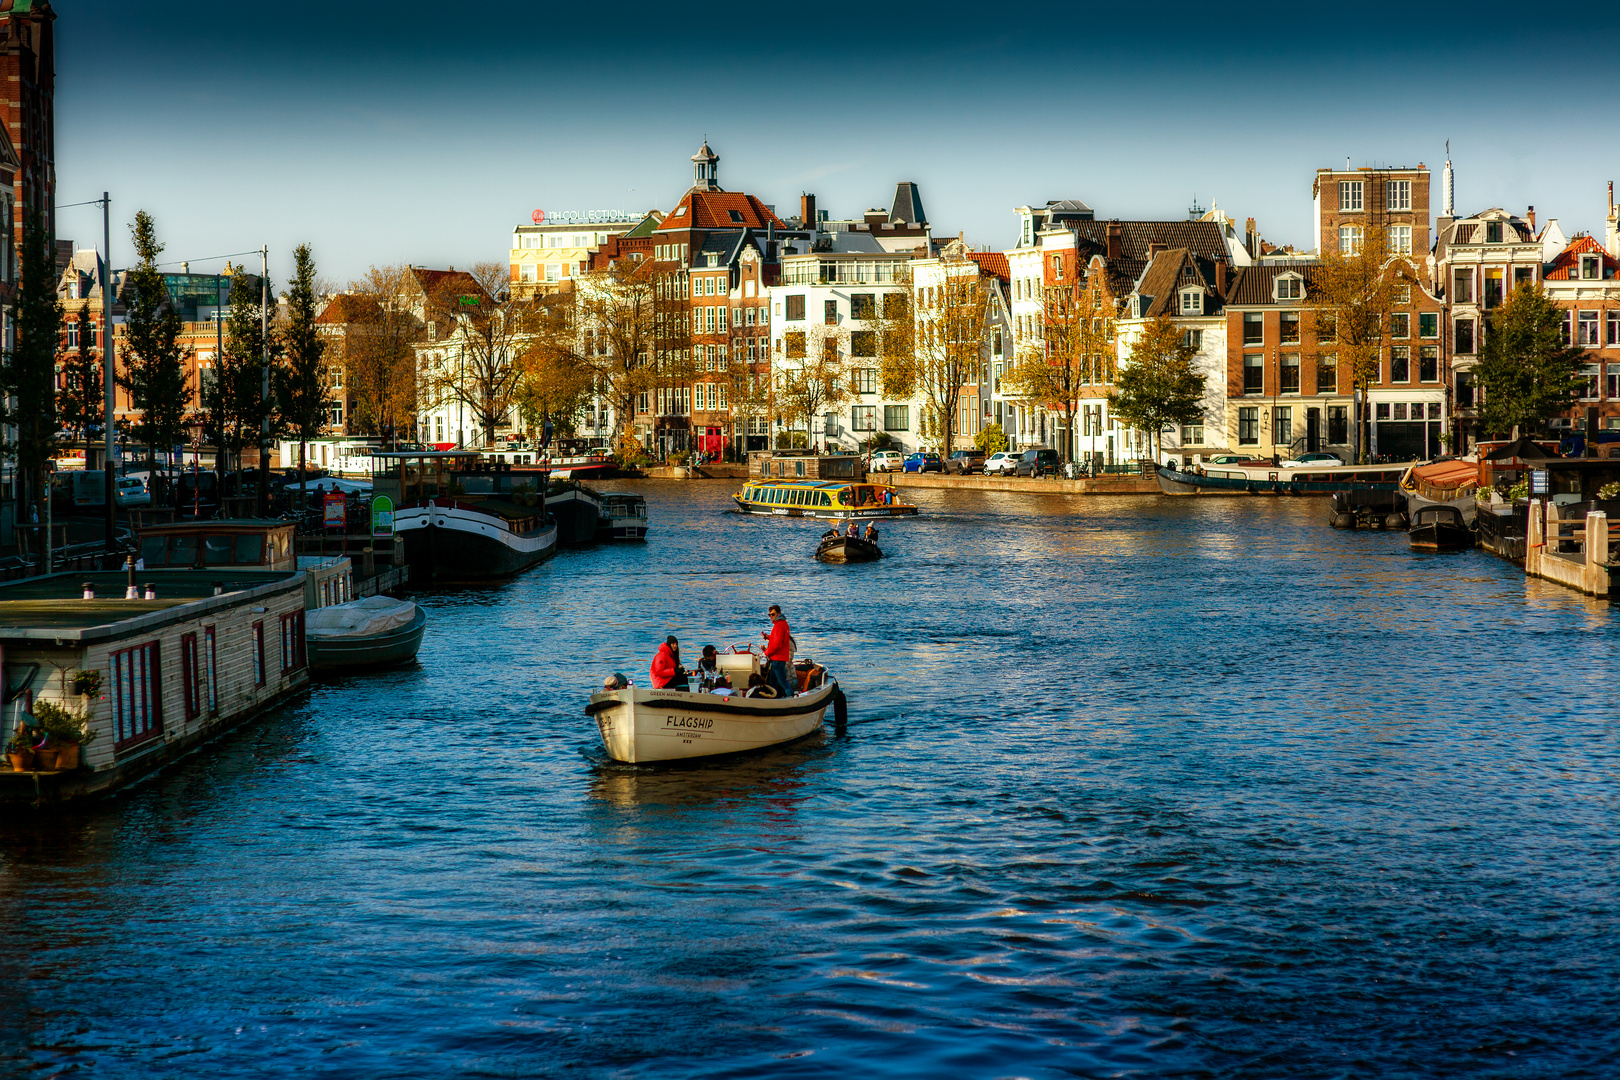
[280,244,331,506]
[204,269,280,481]
[1473,283,1585,437]
[121,211,193,483]
[7,211,61,517]
[973,421,1008,454]
[1108,315,1206,461]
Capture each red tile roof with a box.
[1544,234,1618,280]
[966,251,1010,281]
[316,294,382,324]
[411,268,486,300]
[657,190,785,232]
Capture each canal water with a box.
[4,483,1618,1078]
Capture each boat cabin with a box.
[370,451,542,504]
[137,519,297,572]
[748,451,862,480]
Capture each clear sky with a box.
[57,1,1620,288]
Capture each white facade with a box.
[768,252,916,452]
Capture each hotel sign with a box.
[531,209,644,225]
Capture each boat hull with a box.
[546,488,602,546]
[1157,464,1408,496]
[586,680,835,763]
[815,536,882,563]
[396,504,558,581]
[307,607,428,672]
[1409,524,1474,552]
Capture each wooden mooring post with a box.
[1524,500,1614,597]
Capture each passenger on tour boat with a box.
[697,645,730,690]
[761,605,794,698]
[743,673,779,698]
[650,635,689,691]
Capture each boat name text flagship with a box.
[663,715,715,730]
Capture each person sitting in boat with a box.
[696,645,731,690]
[602,672,630,691]
[820,525,839,541]
[845,520,859,538]
[650,635,689,691]
[743,673,779,698]
[863,522,879,543]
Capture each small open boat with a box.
[586,652,842,763]
[815,534,882,563]
[1409,504,1474,552]
[306,596,427,672]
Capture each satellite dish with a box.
[532,209,546,224]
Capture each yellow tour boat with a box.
[733,479,919,518]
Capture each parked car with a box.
[1282,451,1345,467]
[945,449,986,474]
[1014,448,1062,477]
[902,452,944,473]
[983,451,1020,475]
[868,449,904,473]
[114,476,151,508]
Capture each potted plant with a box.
[6,732,33,773]
[73,669,102,697]
[33,700,94,771]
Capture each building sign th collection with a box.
[531,209,644,225]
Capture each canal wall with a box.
[888,473,1159,495]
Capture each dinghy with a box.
[814,534,882,563]
[306,596,427,673]
[586,650,842,763]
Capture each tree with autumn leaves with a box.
[1002,279,1112,465]
[1108,316,1207,461]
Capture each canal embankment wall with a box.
[888,473,1159,495]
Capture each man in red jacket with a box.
[650,635,688,691]
[761,605,793,698]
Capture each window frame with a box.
[110,640,164,752]
[253,621,266,688]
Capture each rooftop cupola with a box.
[691,141,720,192]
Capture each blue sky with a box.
[57,1,1620,286]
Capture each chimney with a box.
[1245,217,1258,258]
[800,193,816,231]
[1214,260,1228,296]
[1106,221,1122,260]
[1527,205,1536,231]
[1147,240,1167,258]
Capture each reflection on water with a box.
[4,481,1619,1079]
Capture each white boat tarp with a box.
[306,596,418,638]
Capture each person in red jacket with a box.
[761,605,793,698]
[650,635,689,691]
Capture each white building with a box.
[1115,248,1232,464]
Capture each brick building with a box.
[1541,233,1620,441]
[1312,165,1430,266]
[0,0,52,256]
[1222,258,1447,461]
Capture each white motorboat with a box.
[586,651,842,763]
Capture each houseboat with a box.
[370,451,557,581]
[1,567,311,804]
[733,479,919,518]
[545,480,605,546]
[1156,461,1414,496]
[597,492,649,541]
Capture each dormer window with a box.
[1581,255,1600,280]
[728,210,744,224]
[1485,221,1503,243]
[1180,288,1203,315]
[1275,275,1304,301]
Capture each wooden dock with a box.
[1524,501,1617,597]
